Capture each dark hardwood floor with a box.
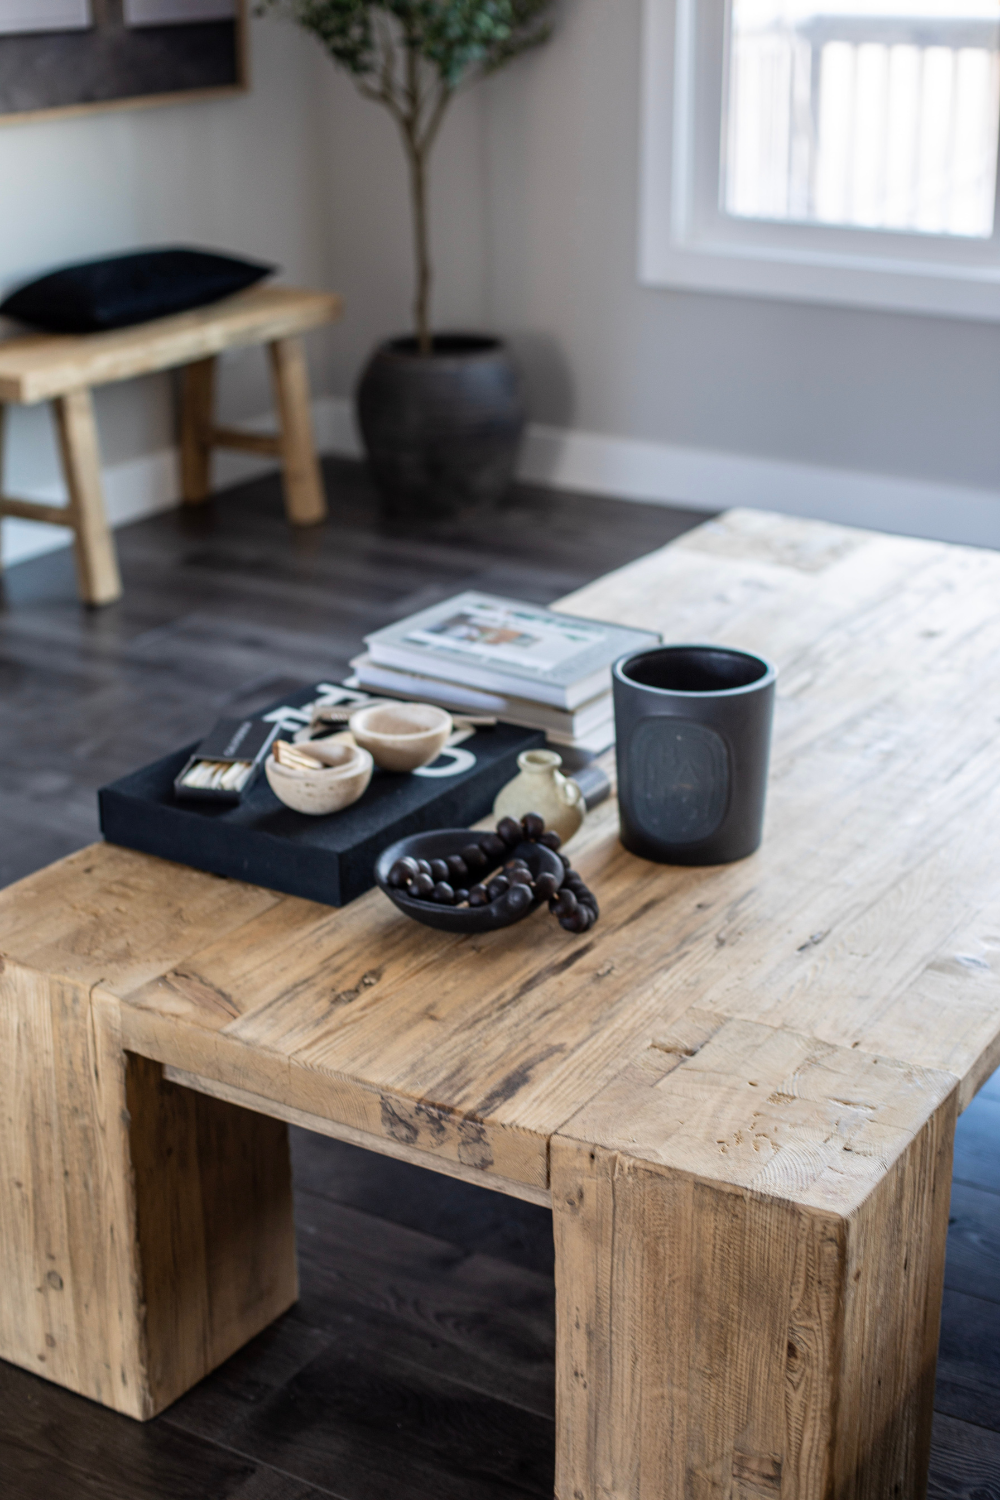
[1,460,998,1498]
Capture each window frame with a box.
[638,0,1000,321]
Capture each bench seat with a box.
[0,285,342,605]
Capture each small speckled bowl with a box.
[349,702,452,772]
[375,829,564,933]
[265,739,374,816]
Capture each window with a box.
[639,0,1000,319]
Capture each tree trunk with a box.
[405,135,433,354]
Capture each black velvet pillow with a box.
[0,247,274,334]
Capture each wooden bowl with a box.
[375,829,564,933]
[349,702,452,772]
[264,740,374,816]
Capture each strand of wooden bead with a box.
[385,811,600,934]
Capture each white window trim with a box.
[638,0,1000,322]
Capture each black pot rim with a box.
[614,643,776,698]
[374,332,507,362]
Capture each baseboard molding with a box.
[322,395,1000,550]
[4,393,998,569]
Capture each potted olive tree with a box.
[261,0,554,516]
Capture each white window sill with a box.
[640,235,1000,322]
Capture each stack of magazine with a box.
[349,592,660,754]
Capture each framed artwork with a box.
[0,0,247,125]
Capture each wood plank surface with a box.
[0,287,342,404]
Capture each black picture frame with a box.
[0,0,248,126]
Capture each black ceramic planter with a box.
[356,334,526,518]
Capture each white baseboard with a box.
[1,448,181,570]
[324,395,1000,550]
[4,393,998,570]
[516,420,1000,551]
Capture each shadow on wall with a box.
[509,329,575,435]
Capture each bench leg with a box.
[53,389,122,607]
[0,959,298,1419]
[179,356,217,504]
[268,336,327,526]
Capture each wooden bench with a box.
[0,285,342,607]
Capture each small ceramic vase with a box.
[492,748,585,845]
[349,701,452,772]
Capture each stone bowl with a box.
[349,701,453,772]
[374,829,564,933]
[264,739,374,816]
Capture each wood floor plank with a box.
[945,1182,1000,1306]
[927,1413,1000,1498]
[289,1128,555,1275]
[287,1190,555,1418]
[164,1338,555,1500]
[934,1289,1000,1430]
[0,1361,335,1500]
[953,1092,1000,1195]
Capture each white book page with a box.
[0,0,91,33]
[124,0,235,25]
[405,600,605,676]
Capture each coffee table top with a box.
[3,509,997,1215]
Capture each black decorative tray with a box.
[98,683,545,907]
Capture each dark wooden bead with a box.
[416,858,432,876]
[504,883,533,915]
[535,871,560,901]
[496,816,523,847]
[411,872,434,898]
[454,888,469,905]
[387,859,412,888]
[554,888,578,918]
[486,874,510,901]
[429,858,450,882]
[468,884,489,907]
[461,843,488,871]
[558,852,572,869]
[539,829,561,850]
[509,868,534,887]
[479,833,506,860]
[446,855,469,883]
[560,909,590,933]
[504,858,530,873]
[520,811,545,841]
[431,881,455,904]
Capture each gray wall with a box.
[477,0,1000,496]
[2,1,999,537]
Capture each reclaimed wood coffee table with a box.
[2,509,999,1499]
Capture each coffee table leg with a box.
[0,960,297,1419]
[551,1098,955,1500]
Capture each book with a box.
[349,653,613,737]
[364,592,660,710]
[98,681,545,907]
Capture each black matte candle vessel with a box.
[380,813,599,935]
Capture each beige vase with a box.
[492,748,585,845]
